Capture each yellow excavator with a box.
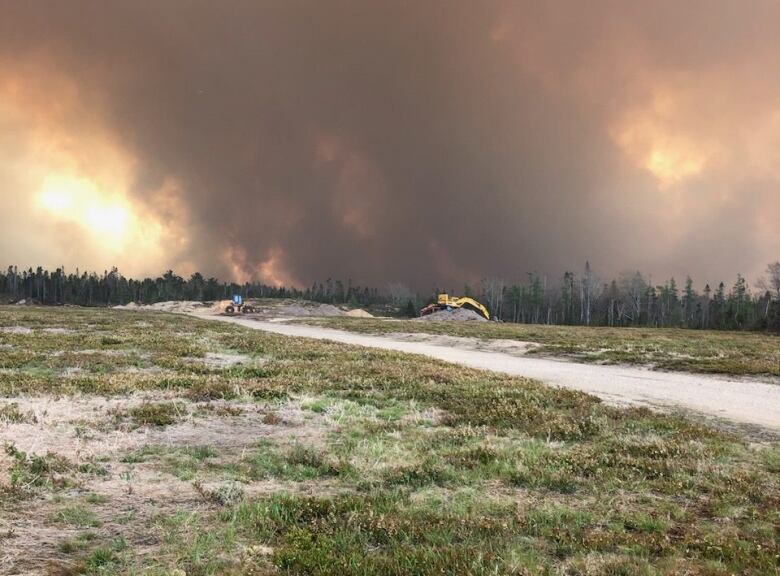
[419,293,491,320]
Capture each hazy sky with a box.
[1,1,778,289]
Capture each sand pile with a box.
[208,300,235,313]
[113,299,351,318]
[114,301,206,314]
[415,308,487,322]
[212,300,346,318]
[345,308,374,318]
[277,303,345,317]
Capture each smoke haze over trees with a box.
[3,262,779,332]
[1,2,780,288]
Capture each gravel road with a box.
[203,315,780,431]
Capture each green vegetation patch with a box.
[157,484,777,575]
[246,441,344,481]
[301,317,780,376]
[54,503,102,528]
[3,443,72,492]
[127,401,180,427]
[1,306,778,575]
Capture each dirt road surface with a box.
[201,315,780,431]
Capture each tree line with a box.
[465,261,780,332]
[0,267,383,309]
[2,262,779,332]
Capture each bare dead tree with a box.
[581,261,601,326]
[757,261,780,300]
[481,276,506,318]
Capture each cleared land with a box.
[299,317,780,377]
[209,318,780,430]
[0,306,778,575]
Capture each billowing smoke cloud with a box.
[1,1,779,289]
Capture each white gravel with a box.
[415,308,486,322]
[202,315,780,431]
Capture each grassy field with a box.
[300,317,780,377]
[0,306,778,575]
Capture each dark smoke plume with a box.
[1,1,779,289]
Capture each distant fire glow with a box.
[644,146,706,188]
[37,175,131,244]
[612,91,710,189]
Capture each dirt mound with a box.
[279,303,345,317]
[114,301,206,314]
[345,308,374,318]
[113,299,348,318]
[415,308,487,322]
[212,300,346,318]
[208,300,235,314]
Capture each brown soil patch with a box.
[0,392,334,574]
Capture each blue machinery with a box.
[224,294,255,315]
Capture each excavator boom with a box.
[452,297,490,320]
